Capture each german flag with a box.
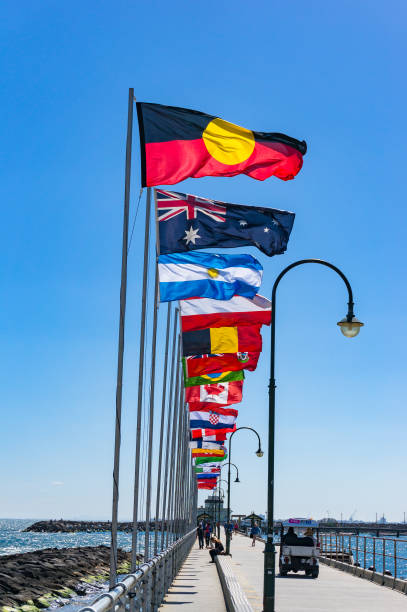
[136,102,307,187]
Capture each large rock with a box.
[0,546,140,608]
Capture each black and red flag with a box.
[136,102,307,187]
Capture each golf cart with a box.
[279,518,320,578]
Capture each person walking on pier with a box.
[250,522,260,547]
[209,536,224,562]
[204,522,212,548]
[197,522,204,549]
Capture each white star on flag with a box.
[264,227,270,233]
[183,226,201,245]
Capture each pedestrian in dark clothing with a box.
[204,522,212,548]
[197,522,204,549]
[209,536,224,562]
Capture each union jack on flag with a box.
[156,189,226,222]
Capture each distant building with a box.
[196,493,232,524]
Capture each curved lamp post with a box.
[215,485,225,538]
[226,427,264,554]
[221,462,240,483]
[263,259,364,612]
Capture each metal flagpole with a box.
[144,262,159,563]
[161,319,179,550]
[166,341,181,546]
[109,87,134,589]
[154,303,171,554]
[130,187,152,575]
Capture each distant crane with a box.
[349,509,357,522]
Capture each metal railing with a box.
[78,527,196,612]
[320,532,407,580]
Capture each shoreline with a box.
[23,520,160,534]
[0,545,142,611]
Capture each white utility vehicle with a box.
[279,518,320,578]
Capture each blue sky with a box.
[1,1,406,523]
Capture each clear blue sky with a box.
[1,1,406,523]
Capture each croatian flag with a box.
[158,251,262,302]
[189,405,238,430]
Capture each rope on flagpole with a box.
[161,318,179,550]
[154,303,171,554]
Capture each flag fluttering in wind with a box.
[196,472,221,480]
[189,406,238,431]
[198,480,217,489]
[194,466,221,473]
[156,189,295,256]
[186,381,243,407]
[183,352,260,378]
[180,294,271,332]
[136,102,306,186]
[191,448,226,458]
[182,326,262,356]
[184,369,244,388]
[194,455,226,465]
[158,251,262,302]
[190,428,231,440]
[189,440,225,450]
[191,448,227,461]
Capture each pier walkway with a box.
[160,545,226,611]
[228,534,407,611]
[161,535,406,611]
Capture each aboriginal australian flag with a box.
[136,103,307,187]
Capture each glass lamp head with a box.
[235,476,240,483]
[256,449,264,458]
[337,316,364,338]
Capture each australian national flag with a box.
[155,189,295,257]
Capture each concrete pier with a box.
[160,545,226,611]
[227,534,407,611]
[163,535,406,611]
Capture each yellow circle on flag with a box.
[207,268,219,278]
[203,118,255,165]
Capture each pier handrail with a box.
[77,527,196,612]
[319,532,407,580]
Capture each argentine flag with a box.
[158,251,263,302]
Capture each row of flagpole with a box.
[109,90,195,590]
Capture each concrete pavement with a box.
[227,534,407,611]
[160,542,226,611]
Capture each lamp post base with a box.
[263,540,276,612]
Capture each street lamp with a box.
[263,259,364,612]
[226,426,263,555]
[218,479,229,537]
[221,462,240,483]
[214,485,225,539]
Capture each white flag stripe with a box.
[199,384,228,403]
[158,263,262,287]
[180,293,271,316]
[189,410,236,425]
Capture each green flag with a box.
[194,455,227,466]
[183,366,244,387]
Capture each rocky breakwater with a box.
[23,520,159,533]
[0,545,142,611]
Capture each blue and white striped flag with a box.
[158,251,263,302]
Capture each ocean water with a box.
[0,519,139,556]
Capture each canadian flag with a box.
[185,380,243,407]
